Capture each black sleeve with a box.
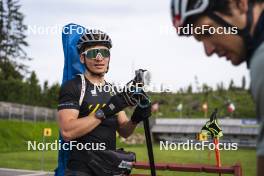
[57,78,81,111]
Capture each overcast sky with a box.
[21,0,250,91]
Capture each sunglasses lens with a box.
[100,49,110,57]
[85,49,110,59]
[85,50,97,58]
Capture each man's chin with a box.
[91,70,106,75]
[229,57,244,66]
[231,61,241,66]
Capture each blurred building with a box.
[151,118,258,148]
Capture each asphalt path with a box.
[0,168,54,176]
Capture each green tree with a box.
[229,79,234,91]
[0,0,30,80]
[26,71,41,105]
[202,83,212,93]
[0,60,23,80]
[242,76,246,90]
[187,84,193,94]
[45,83,60,108]
[216,81,225,95]
[202,83,212,101]
[0,0,61,108]
[0,0,6,59]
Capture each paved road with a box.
[0,168,54,176]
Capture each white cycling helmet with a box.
[77,29,112,53]
[170,0,257,66]
[171,0,210,29]
[77,29,113,74]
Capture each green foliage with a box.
[0,60,23,80]
[0,119,59,152]
[0,77,28,102]
[229,79,234,90]
[0,71,60,108]
[42,82,60,108]
[149,89,255,118]
[0,0,30,74]
[0,0,61,108]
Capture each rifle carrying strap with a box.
[78,74,86,107]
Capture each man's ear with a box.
[237,0,248,14]
[80,54,85,64]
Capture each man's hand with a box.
[131,105,151,124]
[101,92,137,117]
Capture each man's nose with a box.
[95,53,103,61]
[203,41,215,56]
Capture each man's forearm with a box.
[118,120,137,138]
[60,113,101,141]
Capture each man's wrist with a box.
[95,109,106,121]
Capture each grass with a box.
[130,146,256,176]
[0,119,257,175]
[0,119,59,152]
[0,146,256,176]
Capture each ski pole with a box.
[143,118,156,176]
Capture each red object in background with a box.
[132,161,242,176]
[227,103,235,113]
[202,102,208,112]
[214,138,222,176]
